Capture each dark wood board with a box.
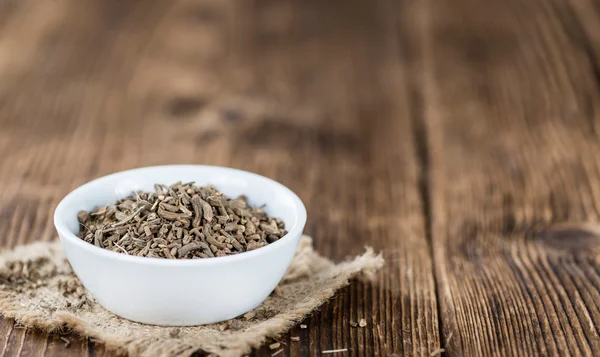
[1,0,600,356]
[423,0,600,354]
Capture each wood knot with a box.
[167,97,206,118]
[195,130,220,146]
[220,108,243,122]
[537,223,600,252]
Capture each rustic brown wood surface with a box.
[0,0,599,356]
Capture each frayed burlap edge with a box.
[0,236,383,357]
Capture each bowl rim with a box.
[54,165,307,266]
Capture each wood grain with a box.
[3,0,600,355]
[423,0,600,355]
[0,0,440,356]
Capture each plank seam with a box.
[411,61,445,354]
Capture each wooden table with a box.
[2,0,600,355]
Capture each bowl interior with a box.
[56,166,305,239]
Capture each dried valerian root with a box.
[0,258,55,294]
[269,342,281,350]
[58,277,93,309]
[77,182,287,259]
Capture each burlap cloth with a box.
[0,235,383,357]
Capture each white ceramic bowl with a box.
[54,165,307,326]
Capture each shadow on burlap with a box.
[0,236,383,357]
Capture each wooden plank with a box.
[0,0,440,356]
[422,0,600,355]
[0,318,15,356]
[562,0,600,136]
[223,0,439,354]
[44,335,87,357]
[0,0,181,356]
[3,327,26,357]
[567,0,600,73]
[19,329,48,357]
